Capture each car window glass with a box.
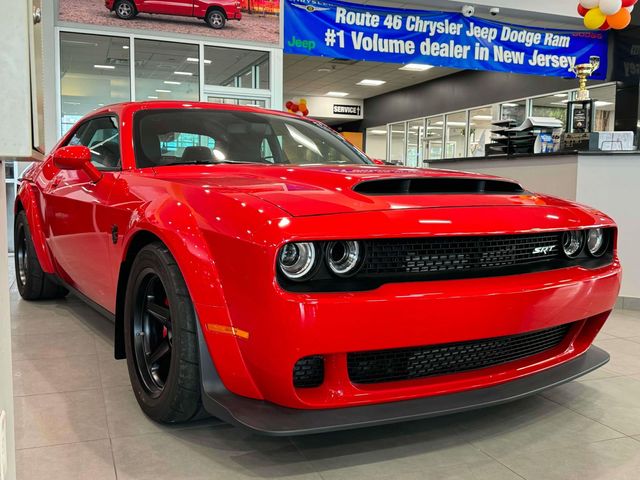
[134,110,370,168]
[67,116,121,170]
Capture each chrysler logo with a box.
[532,245,556,254]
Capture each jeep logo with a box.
[532,245,556,254]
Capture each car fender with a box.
[119,198,265,400]
[16,182,56,274]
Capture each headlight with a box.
[326,240,362,276]
[562,230,584,258]
[278,242,317,280]
[586,228,607,257]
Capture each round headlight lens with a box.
[562,230,584,258]
[586,228,606,257]
[326,241,362,276]
[278,242,317,280]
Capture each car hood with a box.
[153,164,567,217]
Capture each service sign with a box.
[284,0,608,79]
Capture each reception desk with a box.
[426,151,640,304]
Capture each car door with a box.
[43,116,121,309]
[137,0,194,16]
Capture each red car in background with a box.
[105,0,242,29]
[15,101,621,434]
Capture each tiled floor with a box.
[8,257,640,480]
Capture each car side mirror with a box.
[53,145,102,182]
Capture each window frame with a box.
[62,114,122,172]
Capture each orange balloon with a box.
[607,7,631,29]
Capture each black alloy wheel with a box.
[132,271,173,397]
[15,222,29,287]
[124,242,203,423]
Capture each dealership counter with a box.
[426,151,640,304]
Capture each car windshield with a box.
[134,109,371,168]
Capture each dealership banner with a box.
[283,0,608,79]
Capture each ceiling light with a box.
[369,129,387,135]
[122,45,129,50]
[98,103,105,106]
[553,93,568,97]
[164,80,181,85]
[64,101,81,105]
[595,101,613,107]
[446,121,468,126]
[148,95,159,99]
[357,79,386,86]
[399,63,433,71]
[94,64,115,70]
[326,91,349,97]
[502,103,519,107]
[472,115,493,120]
[155,89,171,93]
[187,57,212,64]
[317,68,332,72]
[173,71,193,76]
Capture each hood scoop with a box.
[353,177,525,196]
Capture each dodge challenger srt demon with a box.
[105,0,242,29]
[15,101,621,435]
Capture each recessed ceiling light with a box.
[164,81,181,85]
[399,63,433,71]
[155,89,171,93]
[357,79,386,86]
[94,64,115,70]
[317,67,332,72]
[369,129,387,135]
[472,115,493,120]
[595,101,613,107]
[173,71,193,76]
[502,103,519,107]
[64,101,81,105]
[186,57,212,64]
[148,95,159,99]
[553,93,568,97]
[326,91,349,97]
[122,45,129,50]
[446,121,467,126]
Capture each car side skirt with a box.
[197,322,609,436]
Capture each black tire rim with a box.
[16,223,28,287]
[209,12,224,27]
[133,270,173,397]
[117,2,133,17]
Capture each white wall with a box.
[284,95,364,122]
[365,129,388,160]
[447,0,579,19]
[577,154,640,299]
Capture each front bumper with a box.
[199,338,609,435]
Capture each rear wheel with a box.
[124,243,203,423]
[14,211,68,300]
[114,0,137,19]
[205,9,226,29]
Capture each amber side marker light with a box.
[206,324,250,339]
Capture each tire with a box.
[114,0,137,19]
[205,9,226,29]
[14,211,68,300]
[124,242,203,423]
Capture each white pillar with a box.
[0,165,16,480]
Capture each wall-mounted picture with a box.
[59,0,280,45]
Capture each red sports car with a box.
[15,101,621,435]
[105,0,242,29]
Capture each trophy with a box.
[566,56,600,133]
[569,56,601,101]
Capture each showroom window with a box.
[389,122,406,164]
[589,84,616,131]
[59,32,130,135]
[424,115,444,161]
[444,111,468,158]
[468,106,496,157]
[365,127,388,161]
[501,100,527,125]
[135,39,199,102]
[405,119,425,168]
[531,92,569,126]
[204,46,270,90]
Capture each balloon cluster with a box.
[285,99,309,116]
[578,0,636,30]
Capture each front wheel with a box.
[205,10,226,29]
[124,243,203,423]
[114,0,137,19]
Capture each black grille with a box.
[293,355,324,388]
[348,323,572,384]
[361,233,561,276]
